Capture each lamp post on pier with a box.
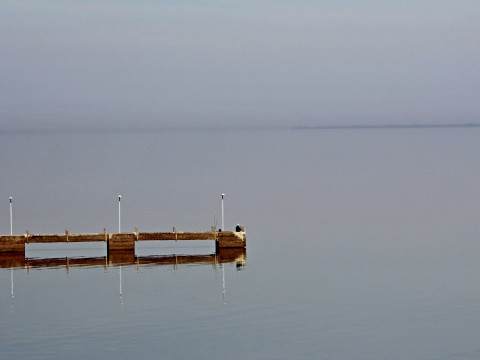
[221,193,225,231]
[118,195,122,233]
[9,197,13,235]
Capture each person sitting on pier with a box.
[235,224,245,232]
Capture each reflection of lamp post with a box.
[9,197,13,235]
[222,264,226,305]
[11,268,14,309]
[221,193,225,231]
[119,265,123,306]
[118,195,122,233]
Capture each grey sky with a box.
[1,0,479,130]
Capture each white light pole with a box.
[118,195,122,233]
[9,197,13,235]
[221,193,225,231]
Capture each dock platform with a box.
[0,228,246,253]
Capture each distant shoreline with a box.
[2,123,480,135]
[293,123,480,130]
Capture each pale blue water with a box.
[1,128,480,359]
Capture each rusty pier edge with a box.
[0,229,246,253]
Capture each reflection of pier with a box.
[0,248,246,271]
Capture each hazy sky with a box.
[1,0,479,130]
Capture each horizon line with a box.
[293,123,480,130]
[2,123,480,134]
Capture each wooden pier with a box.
[0,227,246,253]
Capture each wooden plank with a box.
[27,233,105,243]
[28,234,67,243]
[138,232,216,241]
[65,234,106,242]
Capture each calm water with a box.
[1,128,480,359]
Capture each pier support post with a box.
[107,233,135,252]
[0,235,25,253]
[216,231,246,249]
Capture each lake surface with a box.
[1,127,480,359]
